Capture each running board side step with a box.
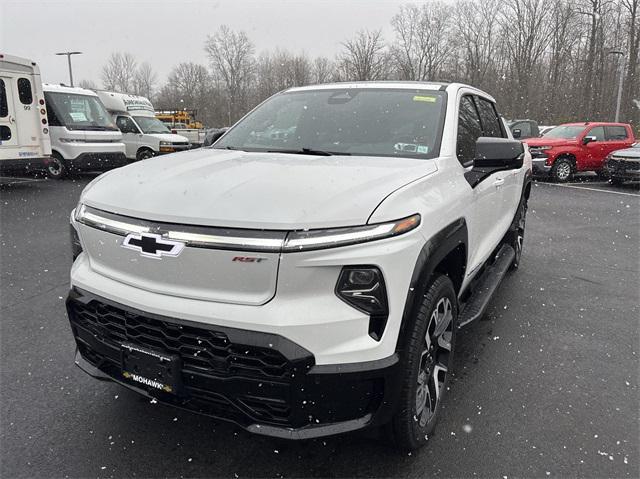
[457,244,515,329]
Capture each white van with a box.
[43,84,126,179]
[0,54,51,174]
[95,91,189,161]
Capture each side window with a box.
[605,126,628,141]
[0,126,11,141]
[0,79,7,117]
[513,121,532,138]
[456,95,483,165]
[17,78,33,105]
[117,116,139,134]
[475,97,504,138]
[587,126,605,141]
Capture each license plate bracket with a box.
[121,343,182,395]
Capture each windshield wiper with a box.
[267,147,349,156]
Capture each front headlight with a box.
[159,141,171,146]
[532,146,552,151]
[283,214,420,252]
[70,209,83,261]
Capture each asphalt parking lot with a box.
[1,175,638,478]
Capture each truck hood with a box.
[151,133,189,143]
[81,148,437,229]
[524,137,577,148]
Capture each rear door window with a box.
[475,97,504,138]
[605,126,628,141]
[17,78,33,105]
[0,79,7,117]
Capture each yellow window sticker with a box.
[413,95,437,103]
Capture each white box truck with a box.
[0,53,51,175]
[43,84,127,179]
[95,91,189,161]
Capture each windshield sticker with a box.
[413,95,437,103]
[417,145,429,153]
[69,111,88,122]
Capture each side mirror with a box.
[583,135,596,145]
[512,128,522,139]
[474,137,524,168]
[465,137,524,187]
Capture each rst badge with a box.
[122,233,185,259]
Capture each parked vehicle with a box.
[605,142,640,185]
[0,53,51,174]
[538,125,556,136]
[157,109,204,147]
[96,91,189,161]
[43,84,126,179]
[508,119,539,139]
[202,127,228,146]
[525,122,636,182]
[67,82,531,450]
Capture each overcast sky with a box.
[1,0,408,85]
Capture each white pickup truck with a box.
[67,81,531,450]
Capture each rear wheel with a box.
[391,275,457,450]
[550,158,573,183]
[46,153,68,180]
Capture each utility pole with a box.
[55,51,83,87]
[607,50,625,122]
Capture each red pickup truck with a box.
[524,122,636,182]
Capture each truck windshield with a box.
[45,92,118,131]
[214,88,447,159]
[133,116,171,134]
[543,125,586,139]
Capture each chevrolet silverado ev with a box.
[67,82,532,450]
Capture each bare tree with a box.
[499,0,555,116]
[453,0,502,87]
[312,57,334,84]
[101,52,138,92]
[391,3,455,81]
[338,29,389,81]
[77,79,98,90]
[621,0,639,125]
[133,62,157,100]
[204,25,255,123]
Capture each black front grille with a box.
[71,299,290,380]
[67,290,315,426]
[608,158,640,171]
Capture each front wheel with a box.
[391,275,457,450]
[550,158,573,182]
[609,177,624,186]
[507,197,528,270]
[136,149,155,161]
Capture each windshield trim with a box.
[212,88,448,161]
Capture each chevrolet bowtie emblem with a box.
[122,233,185,259]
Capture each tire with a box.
[46,153,68,180]
[136,149,155,161]
[507,196,528,270]
[550,157,573,183]
[391,275,458,451]
[609,177,624,186]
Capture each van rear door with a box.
[0,77,18,147]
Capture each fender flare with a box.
[395,218,468,352]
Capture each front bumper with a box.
[56,152,128,172]
[605,159,640,180]
[531,157,552,175]
[66,288,402,439]
[158,145,190,154]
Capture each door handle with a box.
[494,177,505,187]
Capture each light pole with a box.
[607,50,625,123]
[55,51,83,87]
